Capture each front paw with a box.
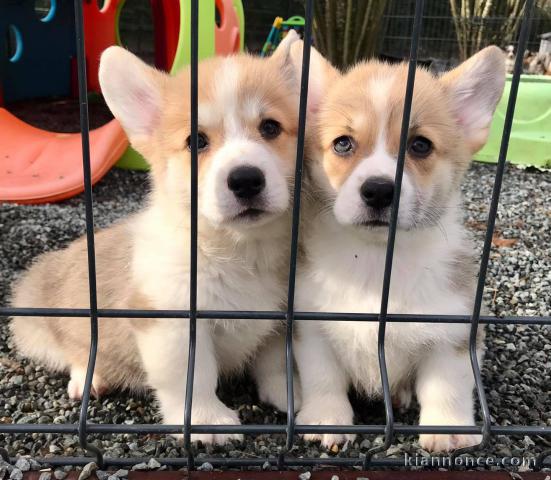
[296,399,355,448]
[166,400,243,445]
[419,433,482,452]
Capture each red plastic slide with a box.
[0,0,126,204]
[0,108,128,204]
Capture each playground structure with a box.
[260,15,304,57]
[0,0,244,204]
[475,74,551,169]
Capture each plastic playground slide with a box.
[0,107,127,204]
[0,0,244,204]
[475,74,551,169]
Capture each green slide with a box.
[475,74,551,169]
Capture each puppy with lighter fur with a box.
[10,32,313,444]
[293,47,506,452]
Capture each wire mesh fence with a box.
[1,0,550,472]
[381,0,551,67]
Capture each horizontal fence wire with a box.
[2,424,551,436]
[1,0,549,472]
[2,308,550,325]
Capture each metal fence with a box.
[380,0,551,65]
[1,0,550,472]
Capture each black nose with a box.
[360,177,394,209]
[227,166,266,199]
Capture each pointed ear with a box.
[99,47,166,143]
[271,30,339,114]
[440,46,506,153]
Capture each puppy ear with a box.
[440,46,506,153]
[271,31,339,114]
[99,47,166,143]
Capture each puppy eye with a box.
[408,136,433,158]
[259,119,282,139]
[332,135,354,155]
[186,132,209,152]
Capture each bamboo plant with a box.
[449,0,550,60]
[311,0,388,69]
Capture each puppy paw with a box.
[419,433,482,452]
[166,400,243,445]
[296,399,355,448]
[67,368,109,400]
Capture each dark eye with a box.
[259,119,282,139]
[186,132,209,151]
[332,135,354,155]
[408,135,433,158]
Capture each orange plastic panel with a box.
[0,109,128,204]
[215,0,241,55]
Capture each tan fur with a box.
[316,62,471,191]
[11,223,146,391]
[9,38,310,421]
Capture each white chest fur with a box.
[296,210,474,395]
[130,206,290,370]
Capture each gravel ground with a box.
[0,163,550,468]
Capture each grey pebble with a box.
[9,470,22,480]
[299,472,311,480]
[14,460,29,473]
[147,458,161,470]
[38,472,52,480]
[262,461,271,471]
[198,463,214,472]
[95,471,109,480]
[113,470,129,478]
[10,376,23,386]
[53,470,67,480]
[107,476,119,480]
[331,475,340,480]
[131,463,148,471]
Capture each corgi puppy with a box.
[294,47,505,452]
[10,31,315,444]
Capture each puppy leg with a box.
[67,366,109,400]
[295,322,355,447]
[416,346,482,452]
[252,331,301,412]
[136,320,242,445]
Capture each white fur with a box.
[129,197,291,442]
[294,202,480,450]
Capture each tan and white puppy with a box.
[10,32,313,444]
[294,47,505,452]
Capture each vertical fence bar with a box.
[73,0,103,467]
[363,0,424,469]
[182,0,199,471]
[279,0,314,469]
[451,0,535,462]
